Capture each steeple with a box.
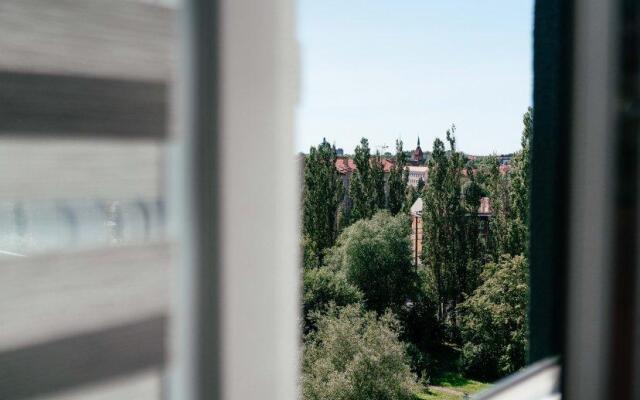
[417,136,421,147]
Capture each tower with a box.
[411,136,424,165]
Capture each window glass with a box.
[297,1,534,398]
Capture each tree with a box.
[302,266,363,333]
[483,154,513,259]
[371,150,387,210]
[405,177,425,212]
[303,139,344,266]
[462,166,485,291]
[484,108,532,258]
[327,211,417,315]
[509,107,532,255]
[302,305,420,400]
[416,177,426,194]
[422,126,483,327]
[388,140,409,215]
[459,255,529,381]
[349,138,376,222]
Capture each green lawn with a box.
[433,372,490,393]
[415,372,490,399]
[415,387,462,400]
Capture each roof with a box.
[335,157,395,174]
[410,198,423,215]
[335,157,356,174]
[407,166,428,173]
[381,158,395,173]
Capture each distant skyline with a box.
[295,0,534,155]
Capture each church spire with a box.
[417,136,421,147]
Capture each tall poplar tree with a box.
[509,107,532,255]
[387,140,409,215]
[371,151,387,210]
[303,139,344,266]
[422,126,482,325]
[486,108,532,258]
[349,138,376,222]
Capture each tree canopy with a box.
[459,255,529,380]
[328,211,417,315]
[302,305,419,400]
[303,139,344,266]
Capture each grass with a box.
[415,387,462,400]
[432,372,490,394]
[415,372,490,399]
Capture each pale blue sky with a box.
[295,0,534,155]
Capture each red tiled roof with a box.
[335,157,395,174]
[381,158,395,173]
[335,157,356,174]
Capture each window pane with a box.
[297,1,534,399]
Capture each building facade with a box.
[407,165,428,187]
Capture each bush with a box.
[302,266,363,333]
[302,305,420,400]
[327,211,417,314]
[459,255,528,381]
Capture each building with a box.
[409,137,425,165]
[407,165,428,187]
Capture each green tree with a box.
[302,305,420,400]
[422,126,483,327]
[303,139,344,266]
[509,107,532,255]
[462,167,485,292]
[388,140,409,215]
[371,150,387,210]
[459,255,529,381]
[484,154,513,259]
[416,177,426,193]
[327,211,417,315]
[302,266,363,333]
[485,108,532,258]
[349,138,376,222]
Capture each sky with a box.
[295,0,534,155]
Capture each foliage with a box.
[421,126,483,327]
[397,267,442,375]
[349,138,376,222]
[484,108,532,258]
[302,305,420,400]
[327,211,417,314]
[372,151,387,210]
[459,255,529,381]
[302,266,364,333]
[302,234,321,270]
[303,139,344,266]
[388,140,410,215]
[509,107,532,255]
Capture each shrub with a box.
[459,255,529,380]
[327,211,417,314]
[302,305,420,400]
[302,266,363,333]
